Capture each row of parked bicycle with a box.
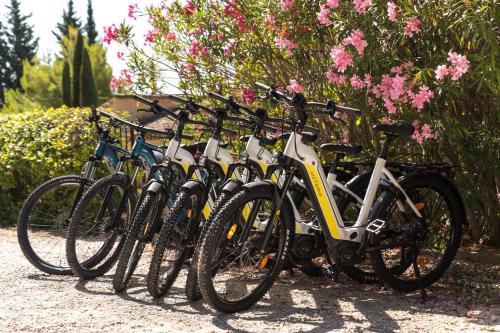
[16,82,464,313]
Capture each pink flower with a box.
[353,0,372,14]
[199,46,209,57]
[117,51,125,60]
[281,0,294,11]
[390,65,404,74]
[404,17,421,37]
[344,29,367,55]
[330,45,353,72]
[166,32,177,41]
[217,34,224,41]
[411,85,434,111]
[184,1,197,16]
[145,28,162,45]
[275,37,298,56]
[368,97,375,106]
[403,61,414,68]
[120,69,132,83]
[188,40,200,56]
[421,124,433,139]
[447,51,470,80]
[317,5,332,26]
[364,73,372,88]
[241,88,256,105]
[266,14,277,31]
[350,75,365,89]
[223,44,235,60]
[110,77,119,89]
[325,0,340,8]
[102,24,119,45]
[383,97,396,114]
[435,65,449,80]
[389,75,406,100]
[128,3,139,20]
[326,70,346,84]
[387,2,397,22]
[287,79,304,94]
[186,62,196,71]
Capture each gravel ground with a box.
[0,228,498,333]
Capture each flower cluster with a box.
[435,51,470,81]
[224,0,251,32]
[110,69,133,89]
[387,2,397,22]
[344,30,367,55]
[275,37,298,56]
[102,24,119,45]
[183,1,197,17]
[145,28,162,45]
[241,88,256,105]
[353,0,372,14]
[128,3,138,20]
[404,17,421,37]
[281,0,294,11]
[412,120,437,144]
[287,79,304,94]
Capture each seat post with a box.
[329,153,344,174]
[379,135,394,159]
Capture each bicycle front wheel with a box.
[198,184,293,313]
[17,175,93,275]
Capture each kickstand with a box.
[412,253,427,302]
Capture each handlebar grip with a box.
[164,94,189,104]
[266,116,288,124]
[255,82,270,91]
[304,125,320,133]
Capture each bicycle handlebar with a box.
[207,91,254,116]
[99,111,175,137]
[254,82,361,117]
[132,95,179,119]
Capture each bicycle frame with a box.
[283,131,422,243]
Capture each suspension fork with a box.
[99,159,140,231]
[258,168,296,253]
[68,158,98,218]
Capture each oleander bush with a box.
[104,0,498,244]
[0,107,95,225]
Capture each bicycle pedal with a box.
[366,219,386,235]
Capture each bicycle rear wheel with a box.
[368,173,463,291]
[17,175,93,275]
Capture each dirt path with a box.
[0,228,498,333]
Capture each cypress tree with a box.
[85,0,98,44]
[0,22,8,107]
[80,47,97,107]
[72,30,83,107]
[4,0,39,92]
[53,0,81,42]
[62,60,72,106]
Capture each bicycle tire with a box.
[368,173,463,291]
[17,175,94,275]
[185,192,231,301]
[198,184,294,313]
[147,189,200,298]
[113,192,158,292]
[66,173,137,279]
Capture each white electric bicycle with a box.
[196,83,465,313]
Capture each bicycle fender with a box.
[241,180,276,193]
[145,180,165,194]
[221,179,244,195]
[180,179,205,192]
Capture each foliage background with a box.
[0,107,95,225]
[114,0,499,244]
